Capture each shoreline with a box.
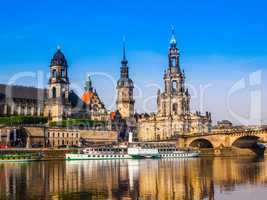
[0,147,265,161]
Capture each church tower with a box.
[44,47,71,121]
[157,28,190,117]
[116,41,135,119]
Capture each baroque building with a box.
[81,75,108,121]
[0,32,212,144]
[43,48,72,121]
[0,47,108,123]
[0,84,46,116]
[137,30,212,141]
[116,42,135,119]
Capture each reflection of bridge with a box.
[178,129,267,149]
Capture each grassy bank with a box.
[0,148,79,160]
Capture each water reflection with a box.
[0,157,267,199]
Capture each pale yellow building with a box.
[116,42,135,119]
[137,30,212,141]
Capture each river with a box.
[0,157,267,199]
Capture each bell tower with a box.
[158,28,190,117]
[44,47,71,121]
[116,41,135,119]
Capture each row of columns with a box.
[3,103,43,116]
[0,128,30,148]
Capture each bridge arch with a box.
[189,138,214,148]
[231,135,260,148]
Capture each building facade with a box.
[0,84,46,117]
[137,30,212,141]
[43,48,72,121]
[0,31,212,144]
[0,47,108,122]
[81,75,108,121]
[116,42,135,119]
[46,127,80,147]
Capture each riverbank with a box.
[0,147,264,161]
[0,148,79,161]
[198,147,265,157]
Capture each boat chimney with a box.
[128,131,133,143]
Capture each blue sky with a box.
[0,0,267,125]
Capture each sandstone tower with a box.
[158,29,190,117]
[116,41,134,119]
[44,47,71,121]
[137,29,211,141]
[156,28,191,134]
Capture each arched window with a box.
[7,105,11,115]
[172,103,178,114]
[52,87,56,98]
[172,81,177,92]
[162,104,166,115]
[52,69,57,78]
[171,58,176,67]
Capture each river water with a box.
[0,157,267,200]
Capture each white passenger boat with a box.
[158,148,199,158]
[66,146,198,160]
[127,147,160,159]
[66,146,131,160]
[66,134,198,161]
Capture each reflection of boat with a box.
[0,153,43,162]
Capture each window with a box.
[52,69,57,78]
[172,81,177,92]
[52,87,56,98]
[62,69,66,77]
[162,104,166,115]
[171,58,176,67]
[172,103,178,114]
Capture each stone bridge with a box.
[178,129,267,148]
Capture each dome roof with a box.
[51,49,68,66]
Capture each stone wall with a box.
[0,125,118,147]
[80,129,118,142]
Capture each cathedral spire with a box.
[120,38,129,78]
[170,26,177,48]
[121,37,128,66]
[84,74,93,92]
[168,27,180,70]
[116,38,135,119]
